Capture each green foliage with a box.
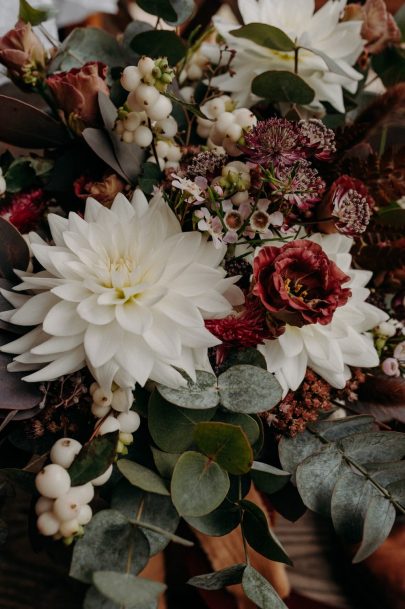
[68,432,118,486]
[70,510,149,583]
[19,0,50,25]
[157,371,219,410]
[93,571,166,608]
[217,365,283,414]
[279,416,405,561]
[117,459,170,495]
[138,162,162,195]
[242,565,288,609]
[372,46,405,87]
[151,447,180,479]
[213,412,260,446]
[193,421,253,475]
[230,23,295,52]
[50,28,125,71]
[184,501,241,536]
[250,461,291,495]
[171,451,230,517]
[376,202,405,227]
[188,564,246,590]
[240,500,292,565]
[252,71,315,105]
[130,31,187,66]
[135,0,195,25]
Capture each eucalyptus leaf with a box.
[166,0,195,25]
[353,495,396,563]
[171,451,230,517]
[4,160,36,193]
[188,564,246,590]
[194,421,253,475]
[117,459,169,496]
[339,431,405,463]
[308,415,375,442]
[214,412,260,446]
[218,365,282,414]
[241,500,292,566]
[148,390,217,452]
[138,162,162,195]
[84,586,120,609]
[93,571,166,608]
[19,0,50,25]
[130,31,187,66]
[70,510,149,583]
[184,502,240,536]
[251,71,315,105]
[135,0,177,22]
[230,23,295,52]
[68,432,118,486]
[251,461,290,495]
[83,128,128,181]
[220,347,267,371]
[295,444,343,516]
[157,370,218,410]
[50,28,125,71]
[242,565,289,609]
[111,480,179,555]
[151,447,180,479]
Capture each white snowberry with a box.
[156,140,170,158]
[35,464,71,499]
[166,145,182,162]
[37,511,60,536]
[187,64,203,80]
[121,66,142,92]
[156,116,177,138]
[68,483,95,505]
[117,411,141,434]
[111,387,133,413]
[91,464,113,487]
[59,518,80,538]
[92,387,113,408]
[119,432,134,445]
[147,155,165,171]
[98,416,121,435]
[138,56,156,77]
[127,90,145,112]
[50,438,82,469]
[124,112,142,132]
[133,125,153,148]
[134,83,160,108]
[179,86,194,103]
[122,130,134,144]
[35,496,54,516]
[91,401,111,418]
[53,495,81,522]
[146,95,172,121]
[77,504,93,525]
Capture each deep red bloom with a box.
[0,188,47,233]
[318,175,373,236]
[243,118,304,167]
[46,62,109,133]
[253,240,351,327]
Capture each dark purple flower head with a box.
[270,160,326,212]
[298,119,336,161]
[318,175,373,236]
[243,118,304,167]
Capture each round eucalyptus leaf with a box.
[184,503,240,536]
[157,371,219,410]
[171,451,230,517]
[251,461,291,495]
[117,459,169,496]
[251,71,315,104]
[230,23,295,51]
[242,565,288,609]
[93,571,166,607]
[214,412,260,446]
[218,365,282,414]
[193,421,253,475]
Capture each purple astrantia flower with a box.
[270,160,326,212]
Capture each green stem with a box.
[378,125,388,158]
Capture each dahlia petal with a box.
[116,301,153,335]
[51,282,92,302]
[22,346,85,382]
[0,326,45,355]
[11,292,59,326]
[157,292,204,327]
[84,197,104,223]
[143,311,182,359]
[149,359,188,389]
[48,214,69,247]
[0,288,29,308]
[281,349,307,391]
[278,327,304,358]
[84,322,122,367]
[111,193,136,221]
[31,333,84,355]
[44,300,87,336]
[115,336,154,386]
[131,188,149,215]
[77,295,115,325]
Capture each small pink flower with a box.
[381,357,400,377]
[393,342,405,362]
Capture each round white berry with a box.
[53,495,81,522]
[127,90,145,112]
[117,411,141,434]
[138,56,156,77]
[165,161,180,170]
[121,66,142,92]
[92,388,113,408]
[225,123,242,142]
[77,504,92,525]
[156,116,177,137]
[111,387,133,413]
[91,401,111,419]
[147,95,172,121]
[115,121,125,136]
[91,464,113,487]
[156,140,169,158]
[119,432,134,445]
[187,63,203,80]
[59,518,80,538]
[122,130,134,144]
[147,155,166,171]
[35,496,54,516]
[35,464,71,499]
[89,382,99,396]
[206,98,226,119]
[50,438,82,469]
[166,145,182,162]
[233,108,256,127]
[98,415,121,435]
[134,83,160,108]
[37,511,60,536]
[68,483,95,505]
[216,112,236,135]
[124,112,142,132]
[133,125,153,148]
[180,86,194,103]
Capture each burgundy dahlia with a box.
[243,118,304,167]
[0,188,47,233]
[298,119,336,161]
[318,175,373,236]
[270,160,326,213]
[253,240,351,327]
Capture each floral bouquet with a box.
[0,0,404,607]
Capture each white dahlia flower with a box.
[0,191,242,395]
[210,0,364,112]
[258,232,388,394]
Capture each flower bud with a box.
[0,20,47,87]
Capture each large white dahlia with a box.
[258,233,388,395]
[0,191,242,392]
[210,0,364,112]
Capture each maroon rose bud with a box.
[318,175,373,236]
[0,20,47,87]
[0,188,47,233]
[46,62,109,134]
[253,240,351,327]
[73,173,127,207]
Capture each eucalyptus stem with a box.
[378,125,388,158]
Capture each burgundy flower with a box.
[243,118,304,167]
[318,175,373,236]
[205,296,271,364]
[0,20,46,86]
[46,62,109,134]
[0,188,47,233]
[74,173,127,207]
[298,119,336,161]
[270,160,326,213]
[253,240,351,327]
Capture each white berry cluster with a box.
[35,384,141,541]
[115,56,179,160]
[196,96,257,156]
[182,47,210,81]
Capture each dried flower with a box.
[185,151,226,179]
[0,20,46,86]
[243,118,303,167]
[318,175,373,236]
[46,62,109,134]
[73,173,127,207]
[299,119,336,161]
[361,0,401,55]
[0,188,47,233]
